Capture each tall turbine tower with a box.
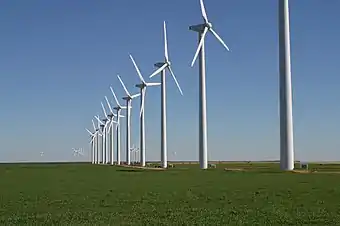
[110,86,126,165]
[189,0,230,169]
[149,21,183,168]
[279,0,294,171]
[117,75,140,165]
[130,54,161,167]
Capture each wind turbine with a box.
[109,87,126,165]
[91,119,101,164]
[85,128,96,163]
[94,116,103,164]
[95,115,106,164]
[149,21,183,168]
[72,148,84,156]
[101,101,117,164]
[105,95,119,165]
[130,54,161,167]
[117,75,141,165]
[279,0,294,170]
[189,0,230,169]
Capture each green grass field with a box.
[1,162,340,225]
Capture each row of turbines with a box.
[86,0,295,170]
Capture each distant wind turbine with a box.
[117,75,141,165]
[105,95,120,165]
[109,87,126,165]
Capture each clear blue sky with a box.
[0,0,339,162]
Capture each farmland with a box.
[1,162,340,225]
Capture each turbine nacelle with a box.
[135,83,146,89]
[189,23,209,32]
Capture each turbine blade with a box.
[191,27,208,67]
[146,82,161,86]
[129,54,145,83]
[200,0,209,23]
[168,65,183,95]
[104,96,114,113]
[86,128,92,135]
[92,119,96,130]
[210,28,230,51]
[117,75,131,96]
[149,63,167,78]
[140,88,146,118]
[107,120,113,134]
[95,116,104,125]
[110,86,121,107]
[101,102,108,119]
[131,93,141,99]
[164,21,168,61]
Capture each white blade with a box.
[200,0,209,23]
[86,128,92,135]
[164,21,168,61]
[168,65,183,95]
[191,26,208,67]
[101,102,109,120]
[139,88,146,118]
[210,28,230,51]
[129,54,145,83]
[95,116,104,125]
[110,86,121,107]
[131,93,141,99]
[146,82,161,86]
[104,96,114,114]
[92,119,96,130]
[117,75,131,96]
[149,63,167,78]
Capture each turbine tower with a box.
[189,0,230,169]
[130,54,161,167]
[279,0,294,170]
[94,116,102,164]
[85,128,95,164]
[95,115,107,164]
[149,21,183,169]
[117,75,140,165]
[109,86,126,165]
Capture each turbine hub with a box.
[206,22,212,29]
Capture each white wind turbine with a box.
[130,54,161,167]
[278,0,294,170]
[93,116,103,164]
[95,115,107,164]
[117,75,141,165]
[105,95,120,165]
[189,0,230,169]
[85,128,96,163]
[91,119,101,164]
[109,87,126,165]
[101,101,117,165]
[149,21,183,168]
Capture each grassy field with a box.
[1,162,340,225]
